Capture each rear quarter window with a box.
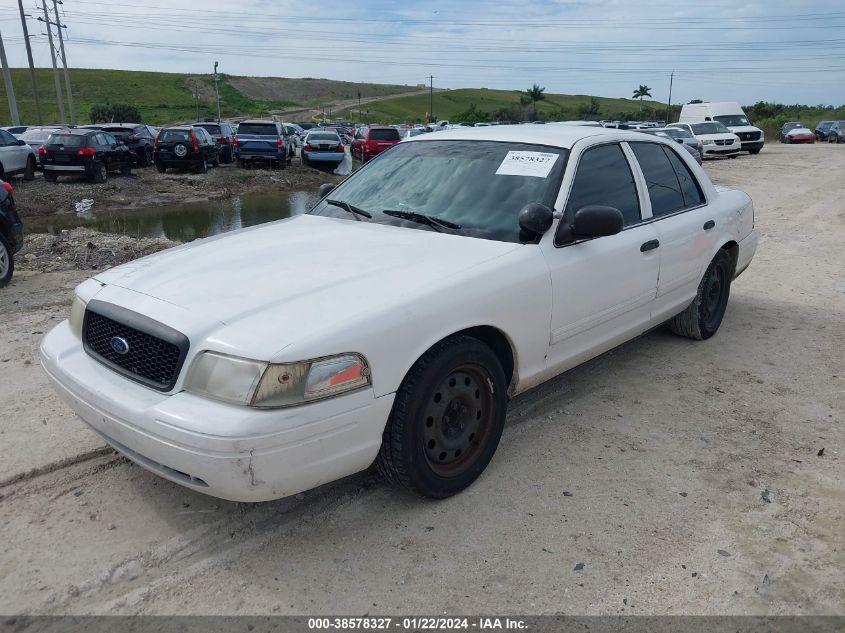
[369,128,400,141]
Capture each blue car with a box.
[233,120,295,168]
[301,131,346,168]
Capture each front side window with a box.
[558,143,641,239]
[310,140,568,243]
[0,129,15,145]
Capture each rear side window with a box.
[238,123,278,136]
[663,148,704,208]
[47,134,85,147]
[0,129,16,145]
[561,143,641,230]
[369,128,400,141]
[629,142,686,217]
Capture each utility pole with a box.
[667,71,674,123]
[428,75,435,123]
[357,90,361,122]
[18,0,42,124]
[39,0,65,122]
[0,30,21,125]
[214,61,221,121]
[52,0,75,124]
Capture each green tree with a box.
[577,97,601,120]
[455,103,489,124]
[632,85,652,113]
[521,84,546,119]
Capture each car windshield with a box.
[307,132,340,142]
[713,115,750,127]
[238,123,278,136]
[818,122,833,129]
[101,127,130,135]
[690,122,730,135]
[784,123,802,130]
[46,133,85,147]
[309,140,568,243]
[161,129,192,142]
[198,124,221,134]
[662,128,692,139]
[369,128,401,141]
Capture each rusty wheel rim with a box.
[422,363,494,477]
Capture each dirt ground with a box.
[8,160,343,218]
[0,144,842,616]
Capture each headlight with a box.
[184,352,371,408]
[703,139,715,145]
[69,296,87,339]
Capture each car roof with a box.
[51,129,96,136]
[239,119,278,124]
[404,124,650,150]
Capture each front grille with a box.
[741,132,761,141]
[83,300,189,391]
[715,139,728,146]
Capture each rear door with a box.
[627,141,716,314]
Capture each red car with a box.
[351,126,401,163]
[783,127,815,144]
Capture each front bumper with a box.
[701,145,740,158]
[40,321,394,502]
[740,140,764,151]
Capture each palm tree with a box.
[632,85,652,113]
[522,84,546,119]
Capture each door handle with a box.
[640,239,660,252]
[703,220,715,230]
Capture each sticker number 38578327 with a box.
[495,151,559,178]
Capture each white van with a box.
[679,102,764,155]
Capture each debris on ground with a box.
[717,549,732,557]
[761,489,772,503]
[18,228,180,273]
[574,562,585,571]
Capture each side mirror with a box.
[518,203,554,241]
[675,138,685,144]
[571,205,624,239]
[17,139,26,146]
[318,183,336,198]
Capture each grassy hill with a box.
[0,68,417,125]
[336,88,667,123]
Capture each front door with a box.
[543,142,660,373]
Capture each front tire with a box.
[377,335,508,499]
[142,146,153,167]
[0,233,13,288]
[669,249,733,340]
[120,163,132,177]
[195,157,208,174]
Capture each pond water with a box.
[25,191,321,243]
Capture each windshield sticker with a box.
[495,151,559,178]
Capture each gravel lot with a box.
[0,144,842,615]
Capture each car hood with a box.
[93,214,522,332]
[724,125,761,134]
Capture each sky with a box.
[1,0,844,106]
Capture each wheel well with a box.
[455,326,516,388]
[721,241,739,274]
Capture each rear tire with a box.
[24,156,35,181]
[142,146,153,167]
[376,335,508,499]
[120,163,132,176]
[155,162,167,174]
[195,157,208,174]
[669,249,733,341]
[0,233,13,288]
[92,162,108,184]
[44,170,57,183]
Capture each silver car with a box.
[0,128,37,181]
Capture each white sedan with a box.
[41,126,757,502]
[668,122,741,159]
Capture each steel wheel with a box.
[701,260,728,332]
[422,364,495,477]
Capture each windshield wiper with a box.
[326,199,372,220]
[382,209,462,232]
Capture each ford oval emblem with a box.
[110,336,130,355]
